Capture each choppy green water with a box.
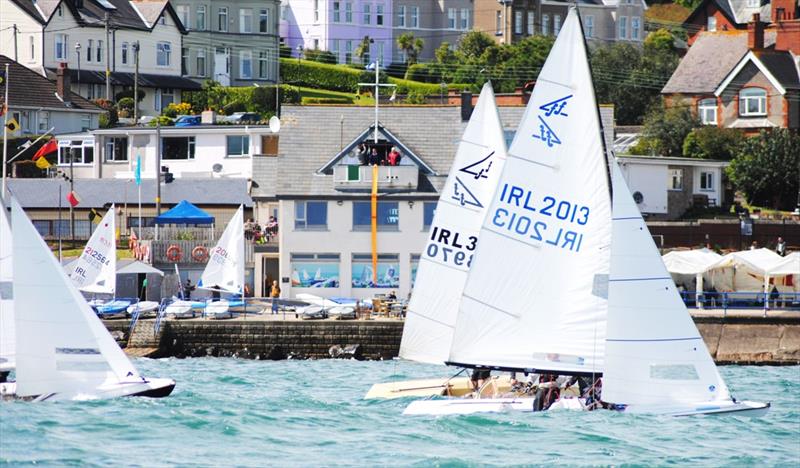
[1,359,798,466]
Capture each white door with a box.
[214,47,230,85]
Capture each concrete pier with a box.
[107,311,800,365]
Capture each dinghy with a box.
[365,82,509,399]
[94,299,131,319]
[0,197,174,401]
[164,297,205,319]
[126,300,160,318]
[0,198,15,377]
[403,7,768,417]
[198,206,247,319]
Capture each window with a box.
[352,253,399,288]
[411,6,419,28]
[104,137,128,162]
[196,49,206,76]
[226,135,250,157]
[496,11,502,35]
[449,8,457,30]
[38,111,49,132]
[514,11,522,34]
[291,253,340,287]
[56,5,62,16]
[461,8,470,30]
[345,40,353,63]
[747,0,758,7]
[345,2,353,23]
[707,15,717,32]
[631,17,640,40]
[739,88,766,116]
[527,11,535,35]
[218,7,228,32]
[155,88,174,111]
[93,39,101,64]
[55,34,67,60]
[197,5,206,30]
[314,0,320,22]
[157,42,171,66]
[240,8,252,33]
[377,4,384,25]
[584,15,594,38]
[159,15,166,25]
[397,5,405,27]
[259,8,269,33]
[29,35,34,60]
[177,5,190,28]
[333,1,341,22]
[423,202,436,228]
[121,42,129,65]
[87,39,93,62]
[58,139,94,165]
[161,137,195,160]
[377,41,384,63]
[240,50,252,78]
[313,38,319,49]
[700,172,714,191]
[619,16,627,39]
[542,14,550,35]
[258,51,269,78]
[669,169,683,191]
[332,39,339,62]
[411,254,420,287]
[698,98,717,125]
[180,47,189,74]
[281,4,287,20]
[363,3,370,24]
[554,15,561,35]
[294,201,328,229]
[353,201,399,231]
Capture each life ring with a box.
[166,244,182,262]
[191,245,209,263]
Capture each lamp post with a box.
[296,45,302,64]
[75,42,82,96]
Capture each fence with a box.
[149,240,254,265]
[680,291,800,314]
[648,219,799,250]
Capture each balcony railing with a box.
[148,240,255,265]
[333,165,419,191]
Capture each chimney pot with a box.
[460,91,473,121]
[747,13,764,50]
[56,62,71,104]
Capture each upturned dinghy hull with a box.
[0,378,176,401]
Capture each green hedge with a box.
[280,58,362,92]
[302,97,353,105]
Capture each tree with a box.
[457,31,496,61]
[354,36,372,64]
[640,103,699,156]
[397,32,424,65]
[682,127,744,160]
[727,129,800,210]
[434,42,456,65]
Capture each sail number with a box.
[211,246,229,264]
[83,246,111,267]
[425,226,476,268]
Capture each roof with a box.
[251,104,615,199]
[8,0,186,33]
[62,258,165,275]
[684,0,769,27]
[154,200,215,225]
[45,68,202,90]
[616,155,730,168]
[7,178,253,208]
[662,248,723,275]
[661,31,776,94]
[0,56,103,113]
[713,49,800,96]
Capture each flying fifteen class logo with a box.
[451,151,497,208]
[532,95,573,148]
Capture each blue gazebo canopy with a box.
[154,200,215,225]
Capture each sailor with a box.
[270,280,281,315]
[470,367,491,392]
[183,278,195,300]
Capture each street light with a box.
[296,45,302,64]
[75,42,82,94]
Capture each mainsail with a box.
[69,206,117,295]
[11,197,141,398]
[199,205,245,294]
[448,8,612,374]
[0,198,15,372]
[399,83,508,365]
[602,159,731,406]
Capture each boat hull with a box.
[1,378,176,401]
[127,301,160,318]
[365,376,512,400]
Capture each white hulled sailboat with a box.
[0,198,15,377]
[198,205,249,318]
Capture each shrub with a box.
[404,90,427,104]
[148,115,174,127]
[388,77,439,96]
[682,127,744,161]
[117,97,135,111]
[280,58,362,92]
[405,63,442,83]
[223,101,247,114]
[281,85,301,104]
[302,97,353,104]
[304,49,337,64]
[115,89,145,102]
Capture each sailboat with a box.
[0,197,174,401]
[0,198,15,378]
[68,206,130,318]
[198,205,252,318]
[365,83,510,399]
[403,7,768,417]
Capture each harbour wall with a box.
[106,315,800,365]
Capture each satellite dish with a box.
[212,163,223,173]
[269,115,281,133]
[633,191,644,204]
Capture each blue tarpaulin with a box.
[154,200,215,225]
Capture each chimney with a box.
[771,0,797,23]
[201,109,217,124]
[460,91,473,121]
[747,13,764,50]
[56,62,71,104]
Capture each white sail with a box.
[199,205,244,294]
[0,198,15,372]
[448,8,612,374]
[602,159,731,407]
[11,198,142,399]
[399,83,508,365]
[69,206,117,295]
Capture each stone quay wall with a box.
[106,315,800,365]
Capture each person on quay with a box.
[270,280,281,315]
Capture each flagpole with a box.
[58,184,63,262]
[7,127,55,163]
[2,63,10,197]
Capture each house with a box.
[249,100,615,298]
[662,3,800,132]
[174,0,280,86]
[472,0,646,46]
[0,0,201,115]
[0,56,104,136]
[392,0,473,62]
[616,155,730,220]
[683,0,771,46]
[55,114,279,180]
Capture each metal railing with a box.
[149,240,254,265]
[680,291,800,314]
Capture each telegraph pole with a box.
[2,63,9,197]
[12,25,18,61]
[155,121,161,240]
[105,13,111,100]
[133,41,140,121]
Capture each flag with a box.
[66,190,80,207]
[33,139,57,160]
[89,208,101,224]
[135,155,142,186]
[35,156,52,169]
[5,118,19,132]
[0,103,7,118]
[18,140,32,150]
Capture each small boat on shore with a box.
[127,301,160,318]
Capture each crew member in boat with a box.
[470,367,491,392]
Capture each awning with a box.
[154,200,214,225]
[662,248,722,275]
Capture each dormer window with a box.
[739,87,766,116]
[707,16,716,32]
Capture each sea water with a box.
[1,359,798,466]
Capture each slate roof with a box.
[8,178,253,208]
[661,31,777,94]
[44,68,202,90]
[0,55,103,112]
[753,50,800,90]
[9,0,185,32]
[252,104,615,199]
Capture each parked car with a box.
[175,115,201,127]
[222,112,261,123]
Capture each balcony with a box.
[333,165,419,192]
[146,240,256,266]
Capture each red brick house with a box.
[683,0,771,46]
